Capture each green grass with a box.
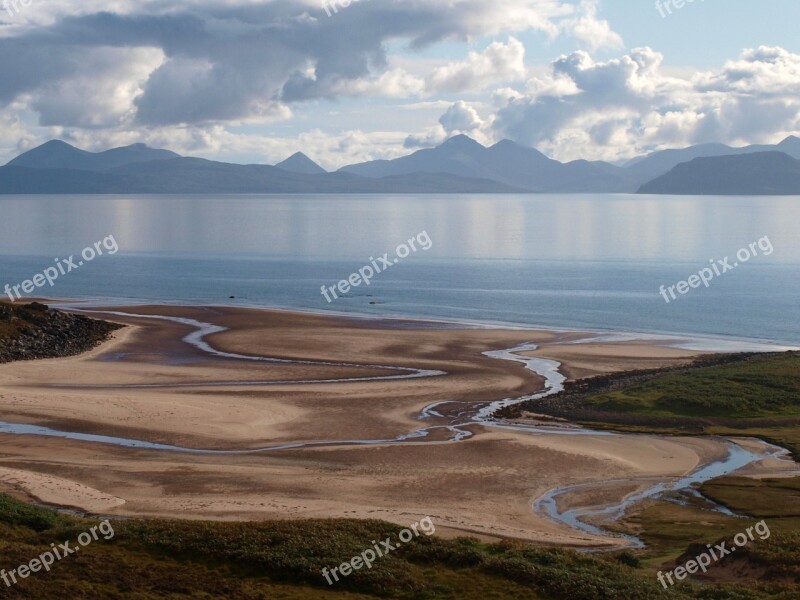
[559,352,800,458]
[4,493,798,599]
[701,477,800,519]
[512,350,800,598]
[585,352,800,419]
[623,476,800,597]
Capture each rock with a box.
[0,302,123,364]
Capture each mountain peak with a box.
[442,134,484,149]
[488,138,550,162]
[7,140,89,168]
[39,139,77,149]
[276,151,326,175]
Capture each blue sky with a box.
[601,0,800,66]
[1,0,799,168]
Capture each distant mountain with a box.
[340,134,637,192]
[775,135,800,157]
[341,134,487,179]
[8,140,180,171]
[637,151,800,195]
[0,155,521,194]
[275,152,327,175]
[625,136,800,184]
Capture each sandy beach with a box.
[0,306,795,547]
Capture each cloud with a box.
[439,101,485,132]
[331,68,426,98]
[559,0,623,51]
[335,37,528,99]
[490,45,800,161]
[30,47,165,128]
[405,100,488,148]
[426,38,527,93]
[0,0,613,128]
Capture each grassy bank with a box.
[2,492,800,599]
[625,475,800,595]
[503,351,800,457]
[490,349,800,597]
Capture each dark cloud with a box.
[0,0,574,127]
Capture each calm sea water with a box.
[0,194,798,344]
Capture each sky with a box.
[1,0,800,169]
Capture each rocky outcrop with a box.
[0,302,122,363]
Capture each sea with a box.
[0,193,798,346]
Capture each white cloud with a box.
[490,45,800,162]
[335,37,527,99]
[439,101,485,133]
[405,100,490,149]
[559,0,623,51]
[426,38,527,94]
[331,68,426,98]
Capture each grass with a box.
[5,493,799,599]
[625,475,800,596]
[549,352,800,458]
[584,352,800,419]
[0,300,46,340]
[552,352,800,597]
[494,350,800,597]
[701,477,800,519]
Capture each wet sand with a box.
[0,305,794,547]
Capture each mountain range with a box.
[3,135,800,195]
[0,140,520,194]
